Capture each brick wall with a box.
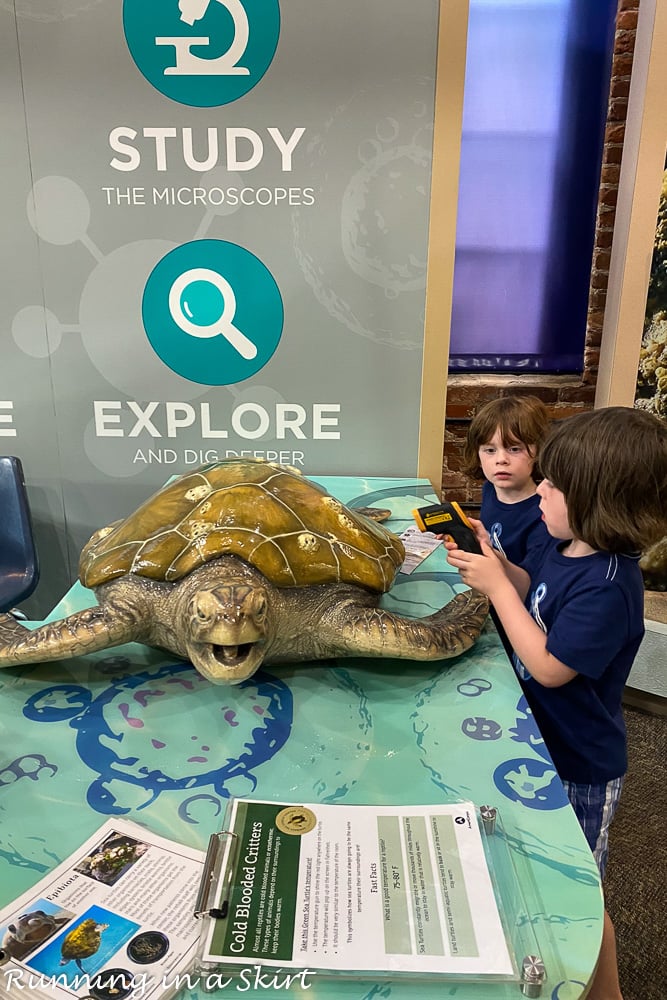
[441,0,640,510]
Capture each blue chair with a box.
[0,456,39,614]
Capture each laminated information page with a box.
[200,800,514,978]
[0,818,204,1000]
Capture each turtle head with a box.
[185,582,270,684]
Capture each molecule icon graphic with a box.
[292,77,434,350]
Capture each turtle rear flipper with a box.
[327,589,489,661]
[0,605,139,668]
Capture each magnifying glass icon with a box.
[168,267,258,360]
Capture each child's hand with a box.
[434,518,491,548]
[446,539,508,598]
[466,516,491,547]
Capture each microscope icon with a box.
[156,0,250,76]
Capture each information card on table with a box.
[398,525,443,574]
[199,800,514,979]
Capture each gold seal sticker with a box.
[275,806,317,836]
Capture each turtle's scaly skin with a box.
[0,460,489,685]
[80,460,404,591]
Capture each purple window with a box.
[449,0,617,372]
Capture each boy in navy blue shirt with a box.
[446,406,667,1000]
[461,395,551,566]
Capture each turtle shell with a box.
[79,459,405,592]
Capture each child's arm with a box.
[446,541,577,688]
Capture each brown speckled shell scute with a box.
[79,459,405,593]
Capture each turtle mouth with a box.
[211,643,255,668]
[188,640,265,685]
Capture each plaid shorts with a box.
[561,776,624,880]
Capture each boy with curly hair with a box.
[447,406,667,1000]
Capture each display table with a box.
[0,477,602,999]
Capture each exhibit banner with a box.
[0,0,467,614]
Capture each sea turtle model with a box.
[0,459,488,685]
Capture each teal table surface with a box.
[0,477,601,1000]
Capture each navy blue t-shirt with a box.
[480,481,551,567]
[514,543,645,783]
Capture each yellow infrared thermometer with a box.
[412,501,482,554]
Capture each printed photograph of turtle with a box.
[26,904,139,985]
[0,902,72,965]
[74,831,149,886]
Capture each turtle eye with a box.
[190,598,211,623]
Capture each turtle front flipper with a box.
[0,604,140,668]
[326,589,489,661]
[351,506,392,523]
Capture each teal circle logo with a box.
[142,240,284,385]
[123,0,280,108]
